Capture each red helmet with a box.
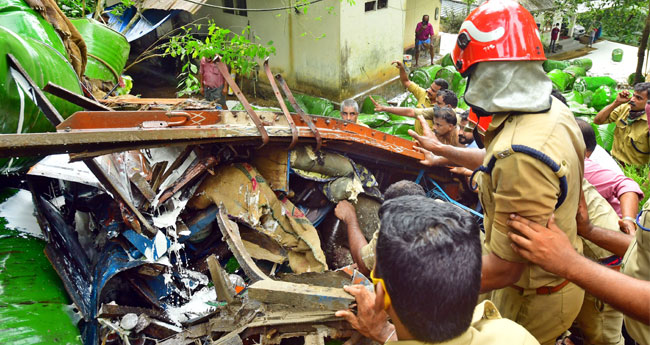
[452,0,545,76]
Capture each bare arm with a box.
[409,116,485,170]
[370,97,416,118]
[619,191,640,235]
[392,61,412,89]
[508,214,649,324]
[576,191,634,257]
[480,252,526,293]
[594,90,629,124]
[335,201,370,276]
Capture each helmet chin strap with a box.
[464,61,552,115]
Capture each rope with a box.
[179,0,325,12]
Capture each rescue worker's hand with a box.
[335,200,357,224]
[369,96,385,112]
[413,146,442,166]
[335,285,396,343]
[615,90,631,105]
[619,219,637,236]
[507,214,579,277]
[391,60,404,70]
[409,115,443,153]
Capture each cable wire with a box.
[180,0,325,12]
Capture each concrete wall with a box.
[403,0,442,50]
[196,0,414,101]
[339,1,405,99]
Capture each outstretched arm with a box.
[392,61,412,89]
[507,214,650,324]
[370,96,416,118]
[409,116,485,170]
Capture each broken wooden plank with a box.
[247,280,354,311]
[43,82,114,111]
[130,172,156,203]
[207,255,236,304]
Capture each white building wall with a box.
[339,1,405,98]
[196,0,422,101]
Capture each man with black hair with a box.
[335,180,425,276]
[593,83,650,165]
[576,118,643,234]
[575,118,622,174]
[458,110,478,148]
[370,97,462,142]
[436,89,458,108]
[392,60,448,108]
[336,196,539,344]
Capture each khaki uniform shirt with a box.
[474,99,585,288]
[582,179,618,261]
[605,104,650,165]
[621,199,650,345]
[386,301,539,345]
[407,83,433,108]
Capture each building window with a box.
[365,0,387,12]
[223,0,235,14]
[224,0,247,16]
[237,0,247,16]
[435,7,439,20]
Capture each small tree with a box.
[163,21,276,97]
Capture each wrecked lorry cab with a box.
[2,64,477,344]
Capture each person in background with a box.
[589,27,597,47]
[336,196,540,345]
[393,60,449,108]
[593,83,650,166]
[414,15,435,66]
[341,99,360,123]
[458,111,478,149]
[576,119,643,235]
[199,56,227,109]
[550,23,560,53]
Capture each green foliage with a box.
[555,0,649,46]
[110,0,137,16]
[622,164,650,210]
[164,20,276,97]
[56,0,97,18]
[441,10,465,33]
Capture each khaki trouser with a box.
[491,282,585,345]
[574,292,624,345]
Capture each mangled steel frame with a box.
[3,58,460,344]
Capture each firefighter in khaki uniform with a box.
[593,84,650,165]
[335,197,539,345]
[450,1,584,344]
[574,180,624,345]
